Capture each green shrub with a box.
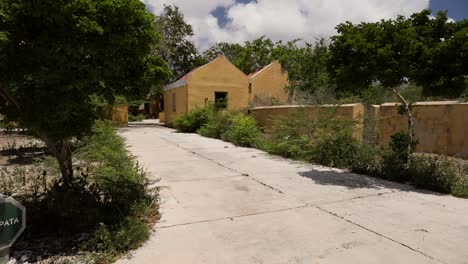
[380,131,418,182]
[380,150,410,182]
[350,144,384,176]
[75,121,157,221]
[13,121,158,261]
[198,110,233,139]
[308,126,359,168]
[260,109,316,159]
[263,107,360,168]
[128,114,145,122]
[452,167,468,198]
[87,215,149,255]
[174,107,209,133]
[261,136,312,159]
[408,155,458,193]
[222,114,262,147]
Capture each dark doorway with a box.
[215,92,228,110]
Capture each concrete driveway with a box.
[117,125,468,264]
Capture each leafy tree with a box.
[155,5,203,79]
[276,39,332,95]
[202,42,244,65]
[237,36,276,73]
[409,11,468,97]
[203,36,276,74]
[201,37,334,102]
[328,12,421,159]
[0,0,170,184]
[328,10,467,160]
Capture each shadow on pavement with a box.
[298,168,441,196]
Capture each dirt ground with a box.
[0,132,45,165]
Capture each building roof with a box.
[248,62,274,78]
[177,65,204,81]
[164,56,222,91]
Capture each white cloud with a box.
[143,0,430,50]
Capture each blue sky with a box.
[145,0,466,50]
[430,0,467,20]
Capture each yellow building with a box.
[163,55,290,125]
[164,55,249,124]
[248,60,289,104]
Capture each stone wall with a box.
[251,101,468,158]
[378,101,468,158]
[251,104,364,140]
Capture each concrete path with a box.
[117,125,468,264]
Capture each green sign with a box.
[0,196,26,250]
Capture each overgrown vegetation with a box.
[128,114,146,122]
[174,106,468,198]
[3,121,159,263]
[264,110,468,197]
[174,107,261,148]
[260,108,360,168]
[173,107,210,133]
[221,114,261,147]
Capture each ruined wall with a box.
[378,101,468,158]
[251,104,364,141]
[252,101,468,158]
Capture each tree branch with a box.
[0,83,21,112]
[391,87,414,163]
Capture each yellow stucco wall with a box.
[187,55,249,112]
[159,112,165,123]
[163,85,188,125]
[251,104,364,140]
[252,102,468,157]
[110,105,128,124]
[378,101,468,158]
[249,61,289,104]
[363,104,380,144]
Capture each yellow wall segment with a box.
[248,61,289,104]
[251,104,364,140]
[252,101,468,158]
[159,112,165,123]
[378,101,468,158]
[163,85,188,125]
[110,105,128,124]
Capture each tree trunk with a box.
[391,88,414,160]
[1,83,74,183]
[43,137,74,185]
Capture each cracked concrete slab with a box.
[117,126,467,264]
[118,207,439,264]
[319,191,468,264]
[143,159,240,182]
[158,176,304,227]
